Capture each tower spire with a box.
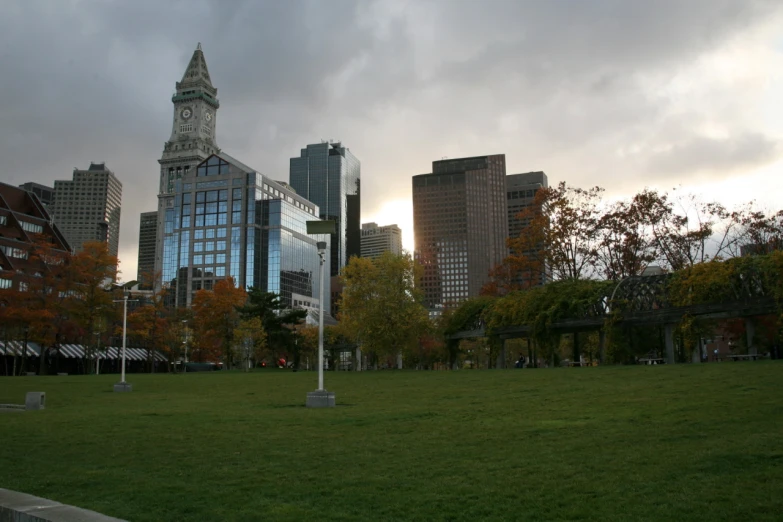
[178,43,215,93]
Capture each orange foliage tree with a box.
[191,277,247,368]
[127,280,173,372]
[66,241,119,373]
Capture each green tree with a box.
[339,252,429,367]
[233,317,267,371]
[239,289,307,367]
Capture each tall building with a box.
[289,142,361,277]
[361,222,402,260]
[155,45,330,311]
[137,211,157,288]
[18,182,54,207]
[506,171,549,286]
[154,43,220,285]
[0,182,71,291]
[50,163,122,256]
[412,155,508,313]
[161,153,329,310]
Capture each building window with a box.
[180,124,193,133]
[19,221,43,234]
[0,278,11,289]
[0,246,28,259]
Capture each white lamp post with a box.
[305,221,336,408]
[317,241,326,391]
[113,293,137,392]
[181,319,189,373]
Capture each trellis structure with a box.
[450,268,779,365]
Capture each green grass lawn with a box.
[1,363,782,521]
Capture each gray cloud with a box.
[647,132,781,176]
[0,0,781,278]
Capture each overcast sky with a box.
[2,0,782,282]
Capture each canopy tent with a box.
[0,342,166,362]
[0,341,40,357]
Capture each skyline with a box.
[2,1,782,282]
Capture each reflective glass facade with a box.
[161,153,329,310]
[289,142,360,277]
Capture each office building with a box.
[412,155,508,312]
[289,141,361,277]
[361,222,402,260]
[155,45,331,311]
[137,211,157,288]
[50,163,122,256]
[506,172,547,239]
[0,182,71,291]
[506,171,549,286]
[161,153,329,310]
[18,182,54,207]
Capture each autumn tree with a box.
[734,208,783,255]
[594,195,659,280]
[339,252,430,367]
[127,279,173,372]
[292,323,319,370]
[505,182,603,287]
[191,277,247,368]
[63,241,119,373]
[634,188,747,271]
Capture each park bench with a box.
[726,354,765,361]
[638,357,665,365]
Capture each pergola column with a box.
[745,318,757,355]
[573,332,580,362]
[495,338,506,369]
[665,323,675,364]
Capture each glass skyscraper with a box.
[289,142,360,277]
[161,153,330,311]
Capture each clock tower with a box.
[154,43,220,291]
[159,42,219,194]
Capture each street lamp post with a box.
[317,243,326,391]
[305,221,336,408]
[113,293,137,392]
[181,319,189,373]
[94,330,100,375]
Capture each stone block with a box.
[0,487,128,521]
[25,392,45,410]
[306,390,336,408]
[113,382,133,393]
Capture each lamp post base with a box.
[113,382,133,393]
[306,390,335,408]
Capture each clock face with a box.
[205,111,213,122]
[181,108,192,119]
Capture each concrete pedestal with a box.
[25,392,45,410]
[113,382,133,393]
[306,390,335,408]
